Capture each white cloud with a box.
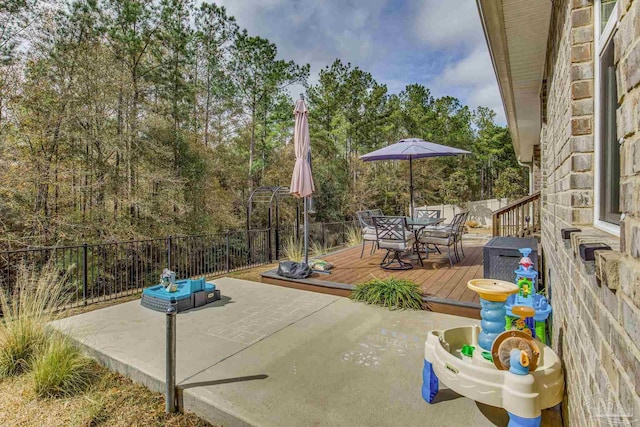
[468,84,505,122]
[431,46,506,123]
[413,0,484,49]
[211,0,390,84]
[203,0,507,124]
[439,47,494,87]
[467,84,500,108]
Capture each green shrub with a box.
[0,265,70,378]
[282,235,304,262]
[32,334,95,398]
[350,277,423,310]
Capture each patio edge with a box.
[260,269,481,319]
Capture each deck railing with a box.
[492,192,541,237]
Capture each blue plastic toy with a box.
[505,248,551,342]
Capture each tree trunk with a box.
[114,152,119,221]
[129,72,139,221]
[204,62,211,146]
[249,94,256,190]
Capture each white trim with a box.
[593,0,620,237]
[595,219,621,236]
[598,6,618,49]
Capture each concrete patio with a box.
[54,277,542,426]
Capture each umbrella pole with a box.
[409,156,414,218]
[304,196,309,264]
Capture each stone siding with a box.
[541,0,640,425]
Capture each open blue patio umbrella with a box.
[360,138,470,216]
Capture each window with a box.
[600,0,617,33]
[594,0,621,232]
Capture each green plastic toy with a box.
[517,277,533,298]
[461,345,475,358]
[481,351,493,362]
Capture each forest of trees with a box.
[0,0,526,249]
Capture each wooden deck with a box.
[261,237,490,318]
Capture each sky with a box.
[211,0,506,124]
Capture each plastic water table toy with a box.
[505,249,552,343]
[510,306,536,336]
[422,279,564,427]
[468,279,520,351]
[141,274,220,313]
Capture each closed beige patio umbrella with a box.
[290,96,315,264]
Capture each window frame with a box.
[593,0,620,236]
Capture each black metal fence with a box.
[0,221,359,308]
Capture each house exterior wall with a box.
[541,0,640,425]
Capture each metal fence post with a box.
[275,226,280,261]
[225,230,230,273]
[166,303,177,413]
[267,207,273,263]
[267,228,273,264]
[321,223,326,246]
[82,243,88,306]
[167,235,172,269]
[342,222,346,245]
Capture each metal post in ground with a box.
[295,202,300,242]
[268,206,273,263]
[304,197,309,265]
[225,230,230,273]
[165,301,177,413]
[275,200,280,260]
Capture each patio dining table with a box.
[405,216,446,236]
[405,216,446,258]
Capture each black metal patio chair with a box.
[373,216,422,270]
[413,208,441,220]
[356,209,383,258]
[418,212,467,267]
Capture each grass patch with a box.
[282,235,304,262]
[0,264,213,426]
[32,334,96,398]
[350,277,423,310]
[0,364,213,427]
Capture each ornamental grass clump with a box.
[282,235,304,262]
[345,226,363,247]
[0,263,94,398]
[32,333,95,398]
[0,264,69,378]
[310,240,330,257]
[350,277,423,310]
[0,314,47,377]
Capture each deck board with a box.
[319,240,487,302]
